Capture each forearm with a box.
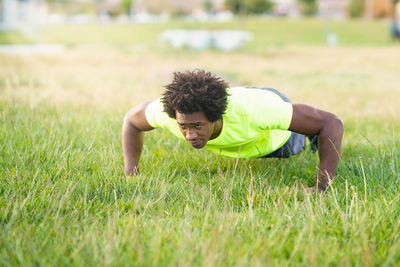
[316,116,344,191]
[122,115,145,176]
[288,104,344,192]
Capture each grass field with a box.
[1,18,400,266]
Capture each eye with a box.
[179,124,186,130]
[195,124,201,129]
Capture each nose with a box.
[185,129,197,141]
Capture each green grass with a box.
[1,18,400,266]
[1,17,395,48]
[1,102,400,266]
[0,30,33,44]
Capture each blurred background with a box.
[1,0,399,122]
[1,0,399,46]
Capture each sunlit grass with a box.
[1,102,399,265]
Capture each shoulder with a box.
[143,98,180,133]
[125,100,154,131]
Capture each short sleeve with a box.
[145,98,170,128]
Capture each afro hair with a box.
[161,69,229,122]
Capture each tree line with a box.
[44,0,368,18]
[225,0,367,18]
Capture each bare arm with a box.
[122,101,154,176]
[289,104,344,192]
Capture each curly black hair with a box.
[161,69,229,122]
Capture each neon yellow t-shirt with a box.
[145,87,293,158]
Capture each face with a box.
[176,111,215,149]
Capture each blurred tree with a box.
[225,0,272,14]
[225,0,243,14]
[299,0,317,16]
[348,0,365,17]
[122,0,133,14]
[247,0,273,14]
[203,0,213,13]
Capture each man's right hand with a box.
[122,101,154,176]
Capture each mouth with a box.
[189,140,204,149]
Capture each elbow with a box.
[123,101,153,132]
[324,113,344,137]
[333,114,344,135]
[123,109,141,132]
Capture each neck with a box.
[210,119,223,140]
